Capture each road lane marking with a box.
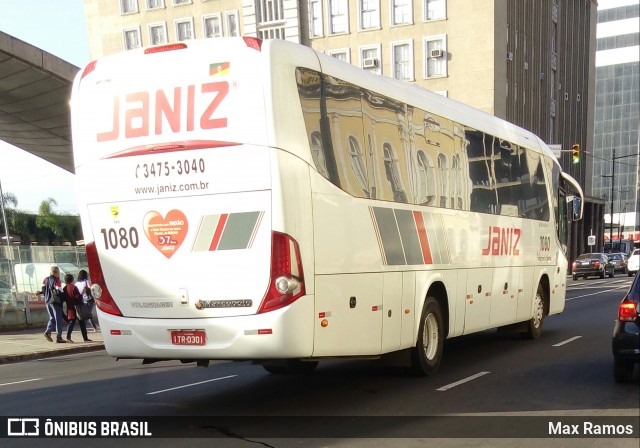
[566,285,630,301]
[146,375,237,395]
[553,336,582,347]
[0,378,42,387]
[436,371,490,392]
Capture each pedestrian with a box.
[63,273,91,343]
[43,266,66,343]
[75,270,99,332]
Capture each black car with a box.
[608,252,628,273]
[572,253,615,280]
[612,274,640,382]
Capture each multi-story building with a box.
[592,0,639,243]
[84,0,599,257]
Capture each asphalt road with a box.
[1,276,638,448]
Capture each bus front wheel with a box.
[522,284,545,340]
[409,297,444,376]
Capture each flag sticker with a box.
[210,62,230,76]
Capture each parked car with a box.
[627,249,639,277]
[572,253,615,280]
[612,273,640,382]
[608,252,628,273]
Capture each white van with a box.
[13,263,79,293]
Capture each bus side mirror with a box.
[572,196,582,221]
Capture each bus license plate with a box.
[171,330,206,346]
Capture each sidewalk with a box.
[0,326,104,364]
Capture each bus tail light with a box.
[243,37,262,51]
[86,242,123,317]
[257,232,305,314]
[618,300,638,322]
[81,60,97,79]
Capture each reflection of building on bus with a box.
[71,38,584,376]
[297,68,552,224]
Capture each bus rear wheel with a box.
[522,284,545,339]
[409,297,444,376]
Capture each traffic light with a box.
[572,144,580,164]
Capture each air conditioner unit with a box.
[429,49,444,58]
[506,51,514,61]
[362,57,378,69]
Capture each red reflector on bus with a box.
[81,60,97,79]
[257,329,273,335]
[110,330,122,336]
[243,37,262,51]
[144,43,187,54]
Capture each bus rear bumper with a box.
[97,297,314,360]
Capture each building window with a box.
[123,27,142,50]
[424,35,447,78]
[424,0,446,20]
[438,153,448,208]
[203,14,222,38]
[175,18,194,41]
[225,11,240,37]
[391,40,413,81]
[310,131,328,178]
[392,0,412,25]
[416,150,435,205]
[173,0,192,5]
[329,48,350,63]
[348,136,369,196]
[120,0,138,14]
[360,0,380,30]
[329,0,349,34]
[146,0,164,9]
[256,0,286,39]
[383,143,407,202]
[309,0,323,37]
[360,44,381,75]
[149,23,167,45]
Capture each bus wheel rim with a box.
[533,293,543,328]
[423,313,439,360]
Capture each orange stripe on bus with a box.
[413,211,433,264]
[209,213,228,251]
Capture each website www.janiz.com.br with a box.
[134,181,210,196]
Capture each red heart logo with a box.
[143,210,188,259]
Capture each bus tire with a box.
[263,360,318,375]
[409,297,444,376]
[523,284,545,340]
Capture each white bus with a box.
[71,38,583,375]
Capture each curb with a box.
[0,344,105,365]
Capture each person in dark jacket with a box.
[63,274,91,343]
[43,266,65,343]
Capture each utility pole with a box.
[610,148,615,242]
[0,178,10,249]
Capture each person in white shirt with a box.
[75,270,99,332]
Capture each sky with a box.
[0,0,90,214]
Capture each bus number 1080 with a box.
[100,227,139,250]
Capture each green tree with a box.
[36,198,64,243]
